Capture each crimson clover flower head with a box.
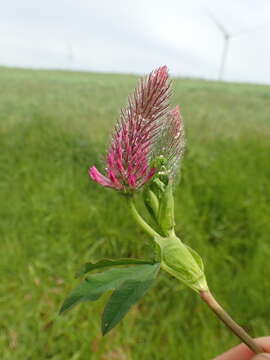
[89,66,184,193]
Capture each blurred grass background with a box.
[0,66,270,360]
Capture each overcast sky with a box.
[1,0,270,84]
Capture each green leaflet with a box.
[60,263,160,334]
[76,258,155,278]
[60,268,129,314]
[102,263,160,335]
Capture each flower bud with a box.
[155,235,208,292]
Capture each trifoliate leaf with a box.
[60,263,160,315]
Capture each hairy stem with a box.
[200,290,263,354]
[128,196,160,238]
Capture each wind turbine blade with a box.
[206,9,229,36]
[231,24,270,37]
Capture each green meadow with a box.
[0,66,270,360]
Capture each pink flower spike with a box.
[88,65,182,193]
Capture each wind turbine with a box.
[207,11,234,81]
[66,41,74,70]
[207,11,266,81]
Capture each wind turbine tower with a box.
[66,41,74,70]
[208,12,232,81]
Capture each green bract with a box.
[157,181,175,236]
[154,235,208,292]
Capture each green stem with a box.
[200,290,263,354]
[128,196,160,238]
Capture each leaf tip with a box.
[101,322,110,336]
[58,305,65,315]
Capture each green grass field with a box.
[1,66,270,360]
